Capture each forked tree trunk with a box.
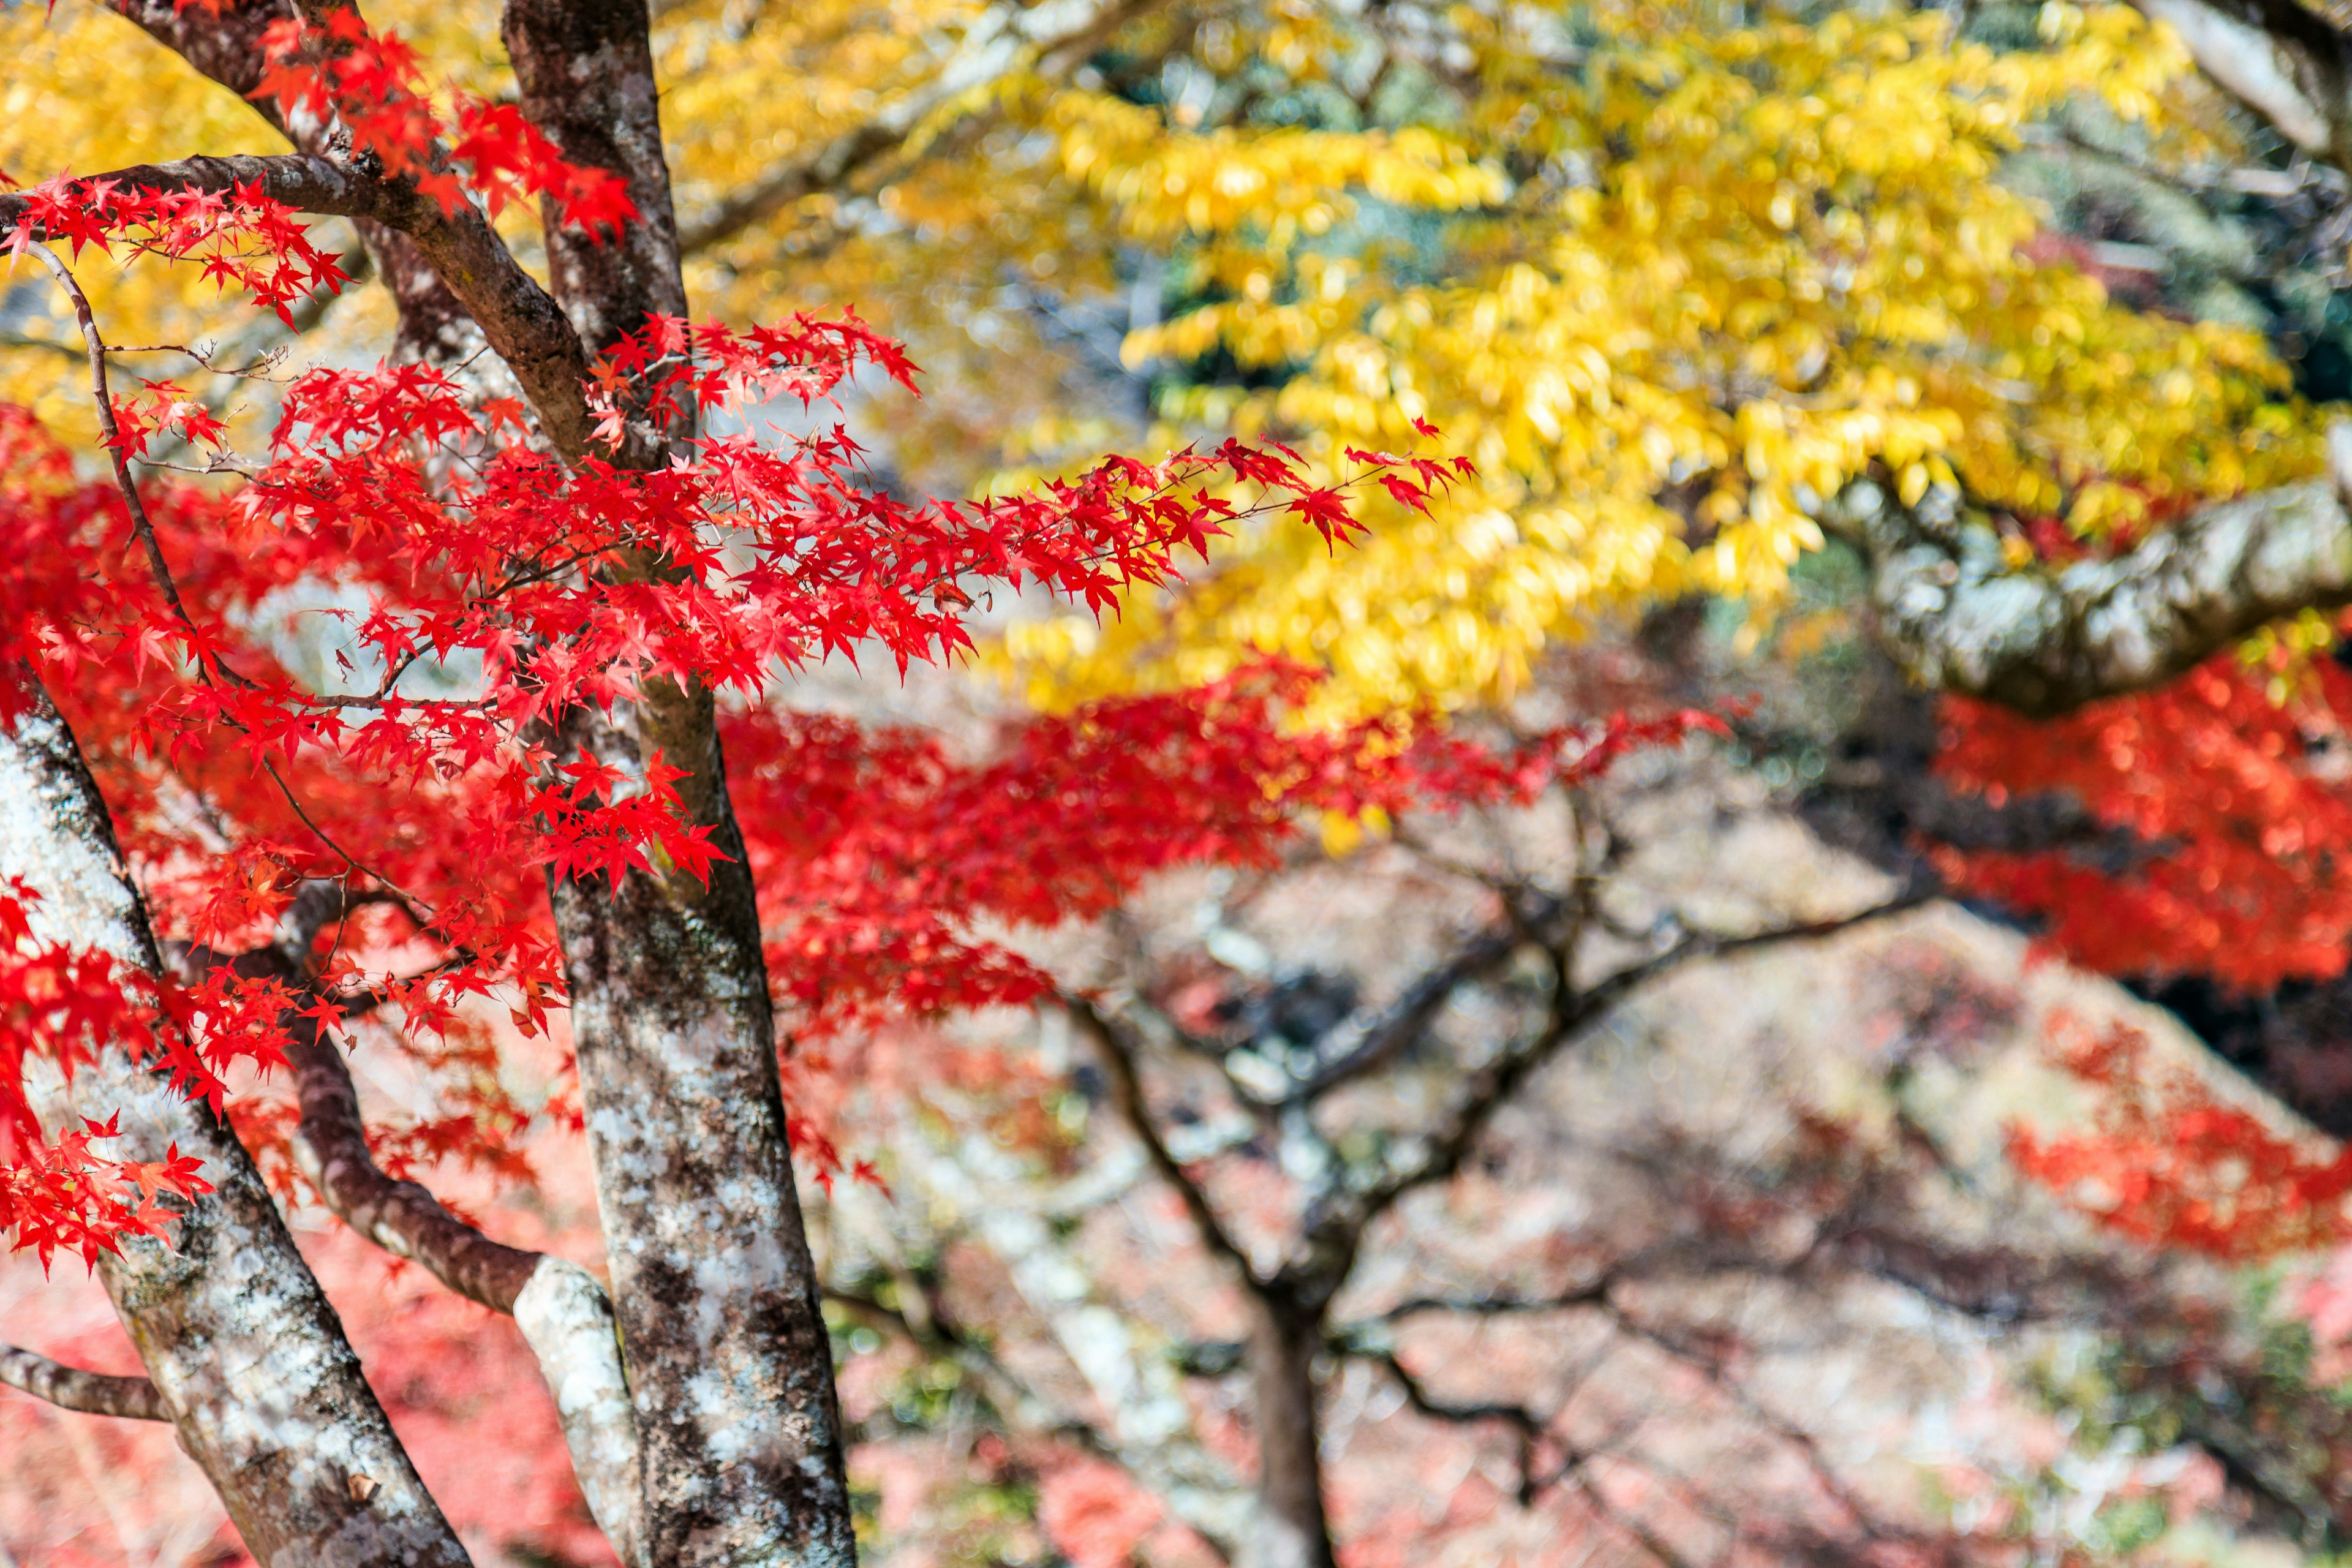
[0,670,473,1567]
[1243,1294,1338,1568]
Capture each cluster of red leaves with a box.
[4,175,347,325]
[2009,1015,2352,1262]
[254,10,636,233]
[1935,649,2352,991]
[734,665,1722,1043]
[0,884,210,1272]
[733,675,1721,1178]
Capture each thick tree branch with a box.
[0,1344,169,1422]
[194,884,646,1566]
[1841,461,2352,717]
[0,670,470,1565]
[503,0,688,361]
[2136,0,2335,153]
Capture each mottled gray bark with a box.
[546,697,853,1568]
[502,0,689,353]
[0,671,470,1567]
[246,929,646,1567]
[1842,469,2352,717]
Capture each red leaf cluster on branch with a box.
[254,10,637,233]
[0,884,210,1272]
[5,176,346,325]
[1936,649,2352,991]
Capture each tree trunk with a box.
[1845,472,2352,717]
[497,4,858,1559]
[1242,1293,1337,1568]
[0,671,471,1567]
[547,691,853,1568]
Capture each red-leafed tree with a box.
[0,7,1649,1568]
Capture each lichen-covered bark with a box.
[500,3,856,1558]
[0,672,471,1567]
[547,694,853,1568]
[1845,475,2352,717]
[502,0,687,353]
[262,943,646,1565]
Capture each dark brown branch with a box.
[0,153,599,462]
[0,1344,168,1421]
[1288,898,1558,1101]
[1064,993,1259,1283]
[1360,1281,1618,1323]
[1339,894,1931,1256]
[28,243,202,645]
[1360,1344,1547,1442]
[282,1000,543,1311]
[197,883,544,1313]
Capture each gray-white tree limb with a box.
[0,670,473,1566]
[1836,431,2352,716]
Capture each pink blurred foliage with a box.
[0,1216,609,1566]
[1035,1458,1165,1568]
[2293,1243,2352,1382]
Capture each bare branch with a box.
[28,243,205,646]
[1288,897,1559,1101]
[1341,894,1931,1247]
[0,149,601,462]
[0,1344,168,1422]
[679,0,1167,254]
[1063,992,1260,1283]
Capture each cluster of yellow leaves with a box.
[1005,2,2328,715]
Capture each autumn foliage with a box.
[1936,648,2352,993]
[0,12,1728,1291]
[2010,1015,2352,1262]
